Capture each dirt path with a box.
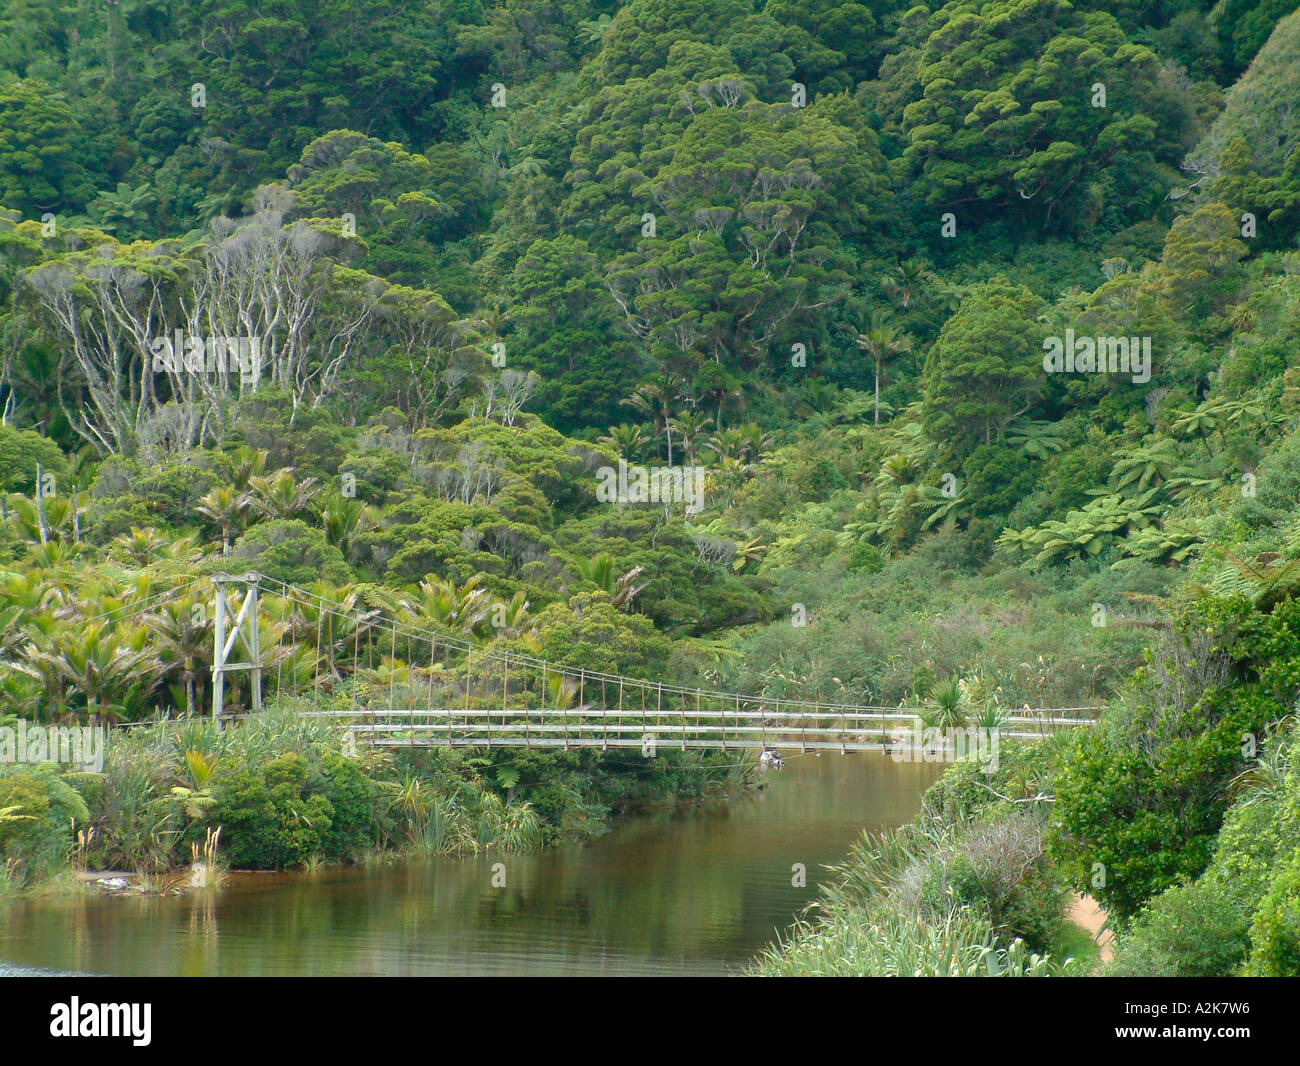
[1069,892,1114,967]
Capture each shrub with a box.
[1106,878,1250,976]
[1245,847,1300,976]
[1051,594,1292,921]
[1207,764,1300,912]
[847,541,884,574]
[962,443,1037,520]
[210,753,333,869]
[0,765,89,882]
[0,424,66,493]
[920,811,1067,955]
[319,752,376,859]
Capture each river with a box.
[0,752,940,976]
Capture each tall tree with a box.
[890,0,1173,232]
[0,79,95,215]
[922,278,1045,456]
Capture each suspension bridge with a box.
[124,572,1099,754]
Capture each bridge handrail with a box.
[292,708,1096,725]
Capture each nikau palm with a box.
[623,375,682,466]
[598,423,649,460]
[197,486,251,555]
[147,596,213,717]
[248,469,320,521]
[14,623,159,721]
[573,553,647,610]
[856,311,911,425]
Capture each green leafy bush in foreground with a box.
[210,753,341,870]
[1104,879,1250,976]
[1052,590,1300,920]
[1106,721,1300,975]
[1245,847,1300,976]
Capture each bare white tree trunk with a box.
[21,186,481,454]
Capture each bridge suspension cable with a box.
[195,574,1100,752]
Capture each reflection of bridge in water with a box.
[200,573,1097,753]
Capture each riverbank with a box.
[1,752,938,976]
[0,708,758,899]
[750,742,1085,976]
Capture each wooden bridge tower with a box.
[211,572,264,721]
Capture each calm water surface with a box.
[0,753,939,976]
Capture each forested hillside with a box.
[3,0,1300,976]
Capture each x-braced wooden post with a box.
[211,572,264,724]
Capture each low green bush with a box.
[1245,847,1300,976]
[319,751,378,859]
[210,752,335,869]
[919,811,1067,956]
[1106,878,1250,976]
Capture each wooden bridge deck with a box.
[294,707,1095,751]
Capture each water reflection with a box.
[0,752,939,976]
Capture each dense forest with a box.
[3,0,1300,977]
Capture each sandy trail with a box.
[1069,892,1114,967]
